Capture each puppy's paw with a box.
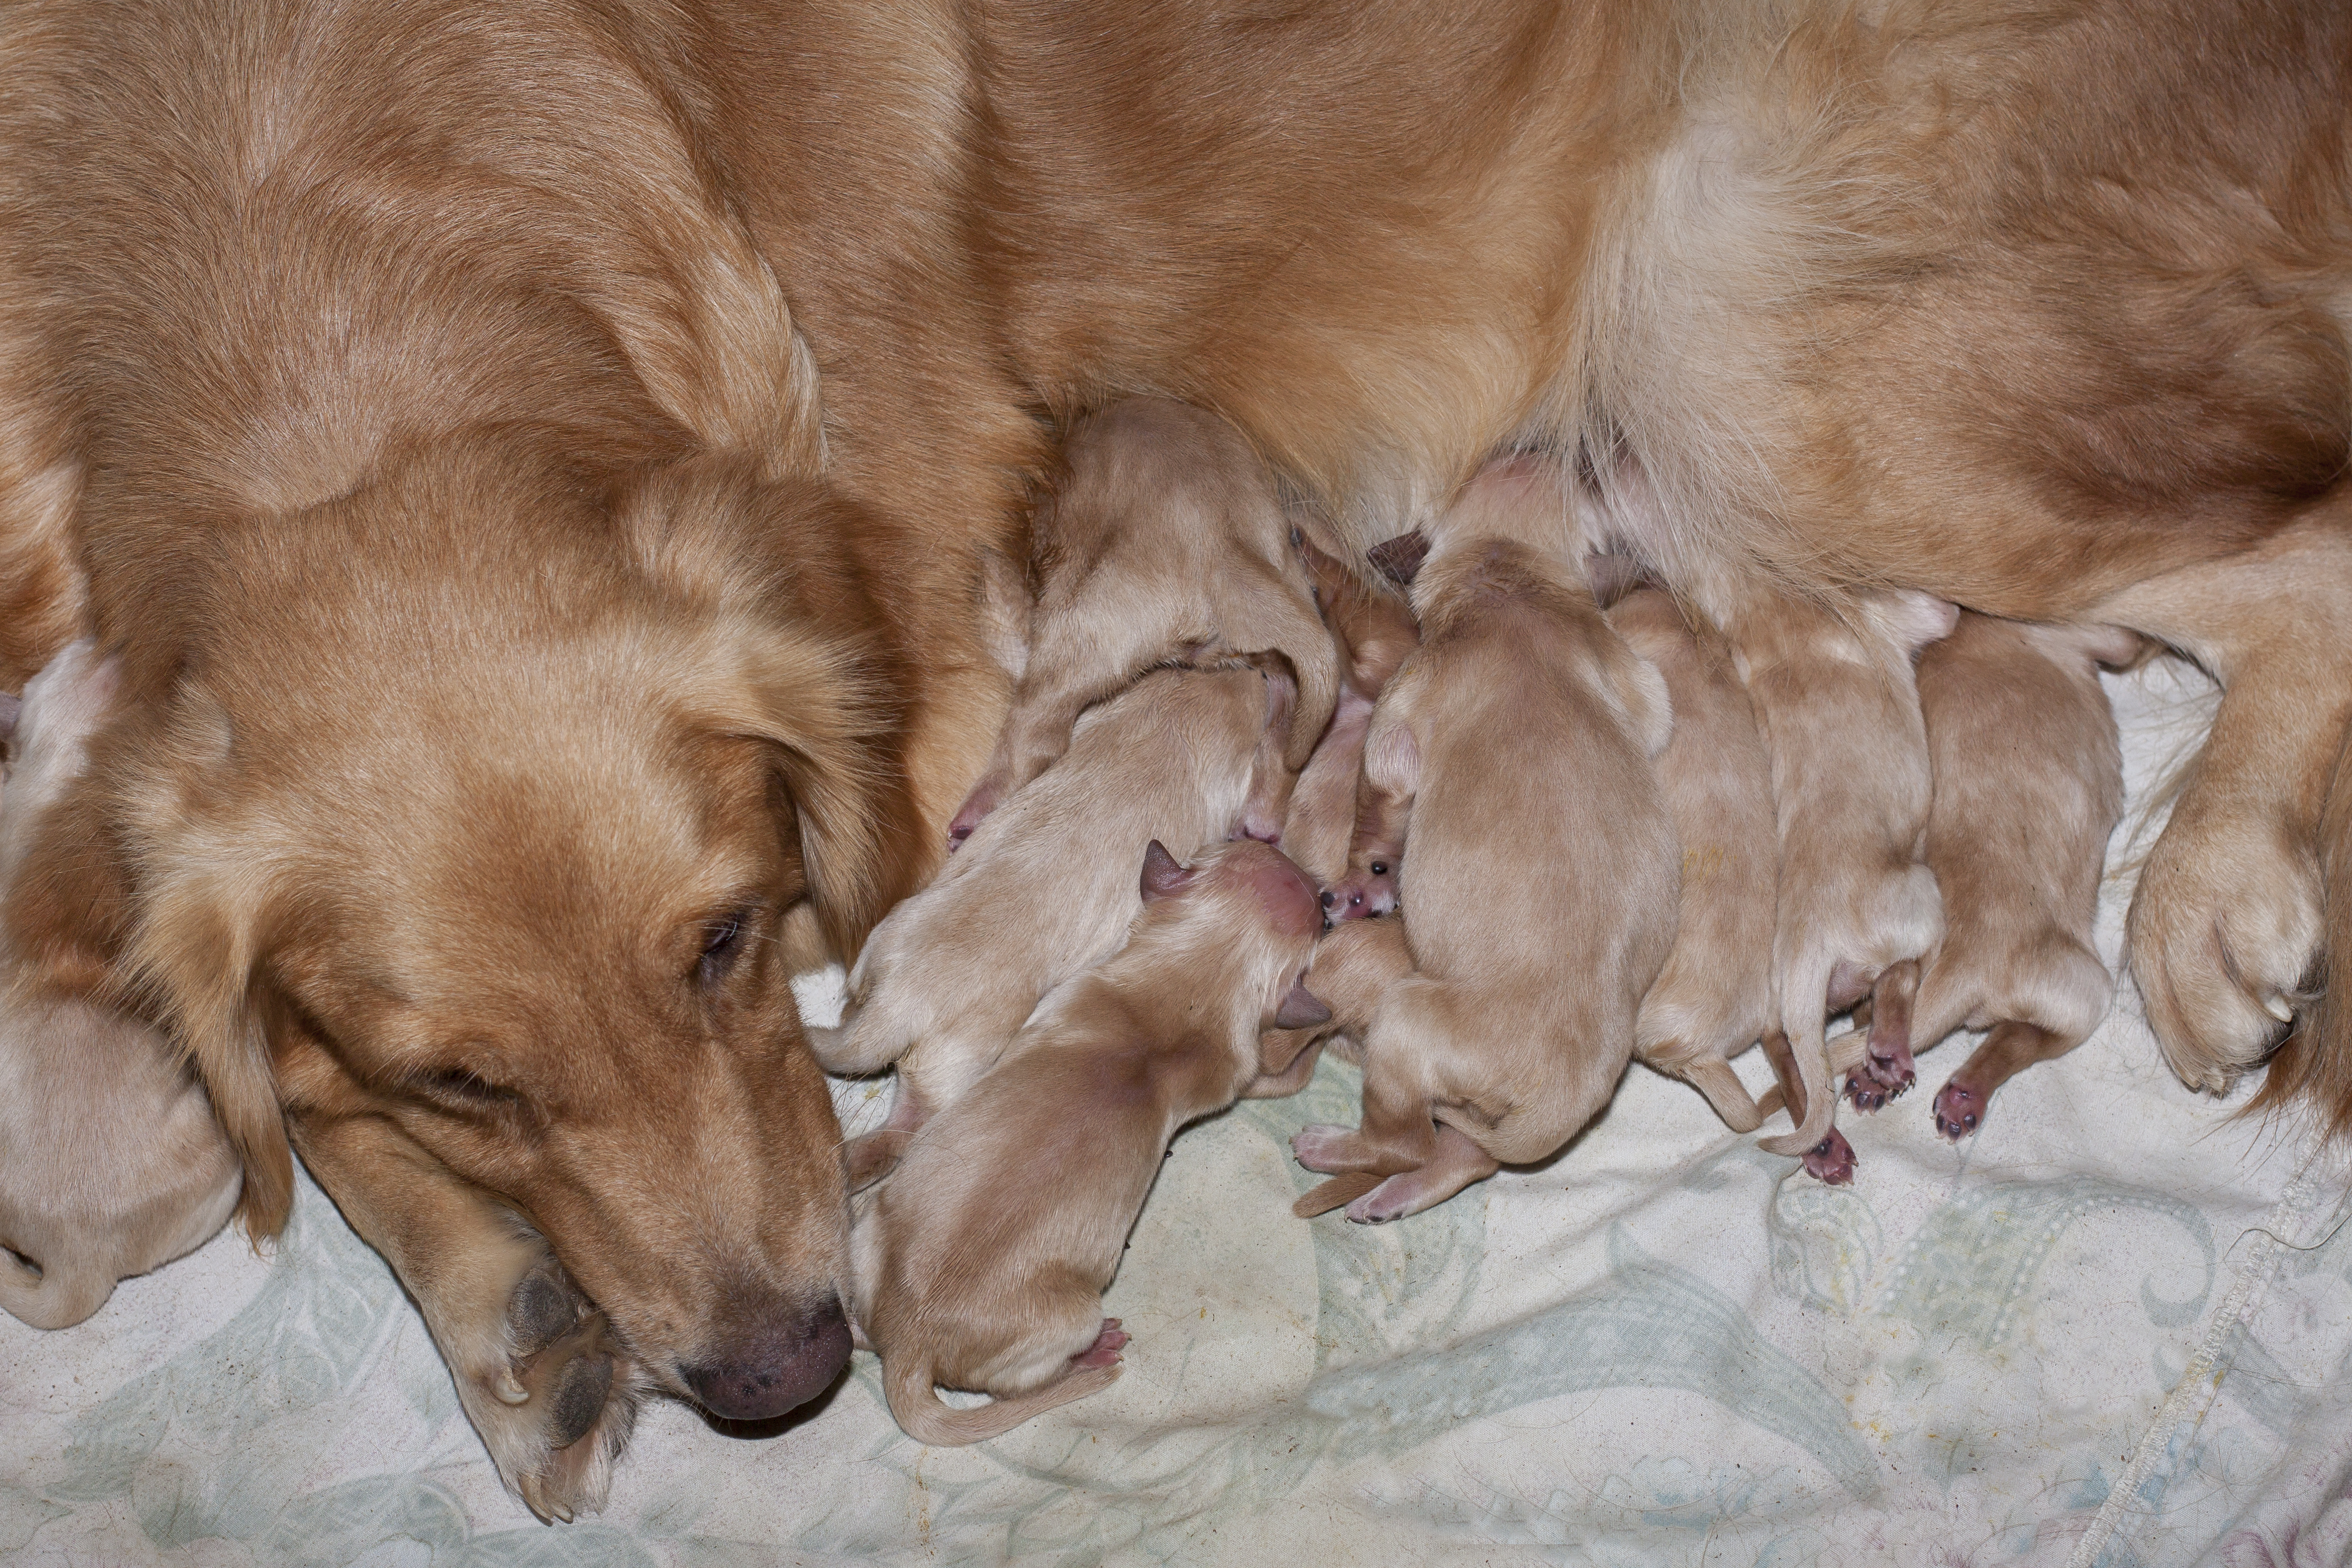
[2128,806,2317,1093]
[1799,1129,1858,1186]
[1932,1079,1985,1140]
[441,1246,645,1523]
[1069,1319,1128,1370]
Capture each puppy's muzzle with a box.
[680,1290,852,1421]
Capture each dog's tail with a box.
[1758,956,1838,1157]
[882,1354,1121,1449]
[2248,724,2352,1137]
[0,1252,115,1331]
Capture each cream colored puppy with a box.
[1832,613,2138,1136]
[1296,459,1679,1222]
[1,641,241,1329]
[825,663,1294,1188]
[945,398,1337,847]
[1282,528,1421,891]
[1722,584,1956,1182]
[853,838,1328,1446]
[1612,589,1782,1133]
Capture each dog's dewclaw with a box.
[1293,1171,1385,1219]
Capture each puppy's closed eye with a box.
[418,1066,524,1112]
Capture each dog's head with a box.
[7,443,925,1419]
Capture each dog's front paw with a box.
[440,1245,646,1523]
[2128,804,2317,1093]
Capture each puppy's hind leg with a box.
[1846,960,1919,1112]
[1932,1022,2079,1140]
[1760,1030,1857,1184]
[1679,1056,1768,1134]
[1337,1124,1500,1224]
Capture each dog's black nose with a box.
[1320,889,1336,909]
[682,1292,851,1421]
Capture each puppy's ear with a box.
[1368,531,1430,585]
[1140,841,1196,903]
[1272,975,1332,1030]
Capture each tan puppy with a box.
[945,399,1337,847]
[1296,460,1679,1222]
[1282,528,1421,891]
[0,640,239,1329]
[827,664,1295,1187]
[1830,613,2138,1137]
[1722,586,1956,1182]
[1611,589,1782,1133]
[853,837,1328,1446]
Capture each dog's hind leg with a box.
[1760,1029,1857,1184]
[292,1114,642,1522]
[2091,506,2352,1104]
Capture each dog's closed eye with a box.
[697,907,756,987]
[420,1067,522,1109]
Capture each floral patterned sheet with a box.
[5,660,2351,1568]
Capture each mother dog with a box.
[4,0,2348,1520]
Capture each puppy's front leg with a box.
[291,1114,642,1522]
[1234,659,1302,843]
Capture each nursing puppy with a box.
[853,838,1328,1446]
[1835,614,2137,1136]
[1725,586,1957,1181]
[826,663,1294,1187]
[1297,461,1679,1221]
[945,399,1337,846]
[1612,590,1781,1134]
[1282,528,1421,890]
[0,641,239,1329]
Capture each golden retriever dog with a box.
[1610,589,1783,1135]
[944,398,1337,848]
[0,640,240,1329]
[851,838,1327,1446]
[1832,613,2140,1135]
[1294,460,1680,1222]
[5,0,2350,1515]
[824,663,1294,1187]
[1283,531,1422,890]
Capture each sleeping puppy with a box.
[945,399,1337,847]
[825,663,1295,1188]
[0,641,239,1329]
[1611,589,1782,1134]
[1283,527,1421,890]
[853,837,1328,1446]
[1722,584,1957,1182]
[1834,613,2138,1136]
[1295,458,1679,1222]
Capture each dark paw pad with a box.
[1933,1082,1984,1140]
[1802,1130,1858,1186]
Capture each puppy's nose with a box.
[682,1292,852,1421]
[1320,889,1337,909]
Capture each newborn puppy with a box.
[1724,584,1956,1182]
[826,663,1294,1188]
[853,838,1328,1446]
[945,398,1338,846]
[1,641,241,1329]
[1612,589,1781,1133]
[1834,614,2137,1136]
[1294,459,1680,1222]
[1282,528,1421,890]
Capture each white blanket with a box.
[5,659,2350,1568]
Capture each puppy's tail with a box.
[882,1355,1121,1449]
[0,1256,115,1331]
[1758,965,1837,1158]
[2249,723,2352,1138]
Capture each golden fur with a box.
[2,0,2349,1512]
[851,838,1325,1445]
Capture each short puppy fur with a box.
[1725,585,1957,1181]
[1296,459,1679,1222]
[1612,589,1782,1134]
[853,838,1328,1446]
[946,399,1336,846]
[829,664,1295,1187]
[0,641,239,1328]
[1283,526,1421,891]
[1836,613,2137,1137]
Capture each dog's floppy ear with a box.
[111,695,298,1240]
[623,460,928,962]
[1272,975,1332,1030]
[1140,840,1197,903]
